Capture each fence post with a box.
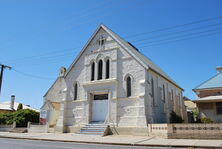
[12,121,16,128]
[27,122,31,128]
[45,122,49,133]
[167,124,174,138]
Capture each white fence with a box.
[0,122,16,132]
[148,123,222,139]
[27,122,49,133]
[0,124,13,132]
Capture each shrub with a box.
[17,103,23,111]
[0,109,39,127]
[170,111,183,123]
[201,117,214,123]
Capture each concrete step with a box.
[76,131,104,135]
[79,129,105,132]
[76,123,108,136]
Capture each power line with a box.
[12,68,54,80]
[124,16,222,39]
[132,22,222,43]
[134,27,222,46]
[3,47,80,64]
[7,51,76,66]
[137,31,222,48]
[3,16,222,67]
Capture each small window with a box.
[91,62,95,81]
[98,60,103,80]
[126,76,131,97]
[106,59,110,79]
[216,102,222,114]
[74,83,78,100]
[99,37,106,46]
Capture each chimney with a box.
[10,95,15,110]
[59,67,66,77]
[216,66,222,73]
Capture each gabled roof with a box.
[64,24,183,90]
[194,72,222,90]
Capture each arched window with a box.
[171,89,174,106]
[106,59,110,79]
[126,76,131,97]
[163,84,166,103]
[98,60,103,80]
[74,83,78,100]
[91,62,95,81]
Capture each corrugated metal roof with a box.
[195,95,222,102]
[0,103,12,111]
[194,72,222,90]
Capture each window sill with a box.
[83,78,118,86]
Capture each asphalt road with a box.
[0,138,184,149]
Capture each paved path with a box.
[0,132,221,148]
[0,138,176,149]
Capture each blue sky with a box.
[0,0,222,109]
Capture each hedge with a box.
[0,109,39,127]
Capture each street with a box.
[0,138,183,149]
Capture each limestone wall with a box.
[28,123,49,133]
[64,27,147,127]
[149,123,222,139]
[0,124,12,132]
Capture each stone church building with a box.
[41,24,186,135]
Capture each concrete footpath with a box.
[0,132,221,148]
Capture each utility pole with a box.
[0,64,11,96]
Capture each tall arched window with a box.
[163,84,166,103]
[91,62,95,81]
[98,60,103,80]
[106,59,110,79]
[151,78,155,105]
[74,83,78,100]
[171,89,174,106]
[126,76,131,97]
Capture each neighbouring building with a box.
[0,95,39,114]
[193,67,222,123]
[41,24,187,134]
[183,96,197,123]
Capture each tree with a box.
[170,111,183,123]
[17,103,23,111]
